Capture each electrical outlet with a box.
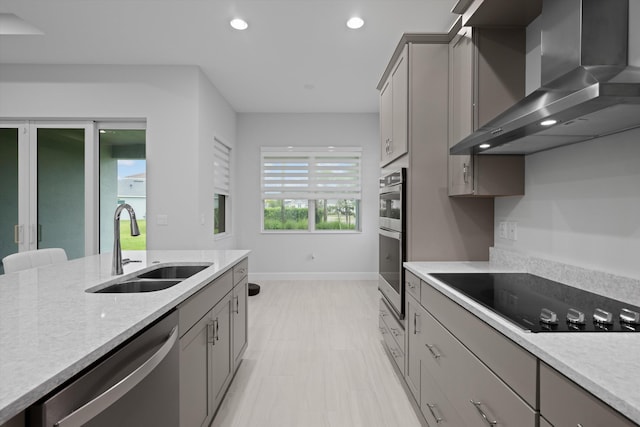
[499,221,508,239]
[157,214,168,226]
[507,221,518,241]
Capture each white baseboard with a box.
[248,272,378,281]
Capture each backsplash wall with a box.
[493,127,640,281]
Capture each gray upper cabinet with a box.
[379,45,408,166]
[454,0,541,28]
[448,23,525,197]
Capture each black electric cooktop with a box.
[430,273,640,333]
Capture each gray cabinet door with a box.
[448,27,475,196]
[179,311,213,427]
[540,363,636,427]
[379,44,408,166]
[232,277,248,369]
[211,295,232,408]
[405,295,423,403]
[379,78,393,164]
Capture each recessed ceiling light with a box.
[479,143,491,149]
[346,17,364,30]
[540,119,558,126]
[230,18,248,31]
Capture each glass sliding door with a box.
[34,127,89,259]
[98,126,146,253]
[0,127,20,274]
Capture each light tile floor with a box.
[211,280,422,427]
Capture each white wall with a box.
[494,3,640,280]
[0,64,237,251]
[236,113,379,279]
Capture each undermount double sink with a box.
[91,264,212,293]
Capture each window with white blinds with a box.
[214,138,231,196]
[213,138,230,236]
[261,147,362,200]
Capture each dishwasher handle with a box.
[55,326,178,427]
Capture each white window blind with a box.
[261,147,362,200]
[213,138,230,196]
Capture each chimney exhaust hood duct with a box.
[450,0,640,155]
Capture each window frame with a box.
[260,146,362,234]
[213,137,231,239]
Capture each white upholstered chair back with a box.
[2,248,68,274]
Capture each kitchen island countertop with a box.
[0,249,249,424]
[405,261,640,425]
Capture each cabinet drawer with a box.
[421,362,465,426]
[379,312,405,375]
[540,363,635,427]
[421,280,537,407]
[179,270,233,336]
[421,308,536,427]
[379,298,405,374]
[379,298,404,353]
[233,258,248,285]
[405,269,420,301]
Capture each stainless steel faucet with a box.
[112,203,140,275]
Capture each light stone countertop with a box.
[405,261,640,425]
[0,249,250,425]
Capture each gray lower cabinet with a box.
[405,294,424,403]
[420,366,465,426]
[210,296,232,409]
[379,298,405,375]
[232,276,248,370]
[178,259,248,427]
[540,362,636,427]
[398,272,537,426]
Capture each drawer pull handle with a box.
[426,344,441,359]
[426,403,443,423]
[207,322,215,344]
[470,400,497,426]
[414,313,420,334]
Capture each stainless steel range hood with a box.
[450,0,640,155]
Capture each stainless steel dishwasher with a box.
[29,310,179,427]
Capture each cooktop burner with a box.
[430,273,640,333]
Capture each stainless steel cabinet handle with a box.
[426,344,441,359]
[463,163,469,184]
[470,400,497,426]
[215,318,219,341]
[414,313,420,334]
[207,322,215,344]
[426,403,443,424]
[234,295,239,314]
[55,327,178,427]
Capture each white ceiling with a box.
[0,0,458,113]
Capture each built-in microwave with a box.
[378,169,405,321]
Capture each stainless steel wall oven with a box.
[379,169,406,321]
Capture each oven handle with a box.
[379,184,402,196]
[379,228,401,240]
[55,326,178,427]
